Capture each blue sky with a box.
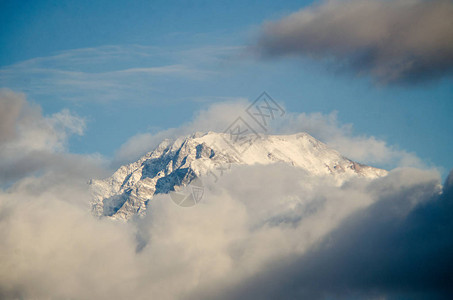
[1,0,452,176]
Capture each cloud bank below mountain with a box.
[1,163,451,299]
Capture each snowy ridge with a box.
[90,132,387,220]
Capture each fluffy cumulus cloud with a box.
[275,111,424,168]
[256,0,453,84]
[0,89,106,185]
[115,100,423,169]
[113,100,250,165]
[1,92,452,299]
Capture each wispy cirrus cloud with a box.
[255,0,453,84]
[0,45,239,102]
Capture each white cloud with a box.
[0,89,84,152]
[113,99,249,165]
[115,100,425,169]
[0,159,450,299]
[275,111,424,168]
[0,89,104,185]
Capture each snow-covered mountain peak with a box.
[90,131,387,220]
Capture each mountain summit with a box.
[90,132,387,220]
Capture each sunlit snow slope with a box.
[90,132,387,220]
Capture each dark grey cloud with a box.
[196,169,453,300]
[257,0,453,84]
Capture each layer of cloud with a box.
[1,159,451,299]
[256,0,453,84]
